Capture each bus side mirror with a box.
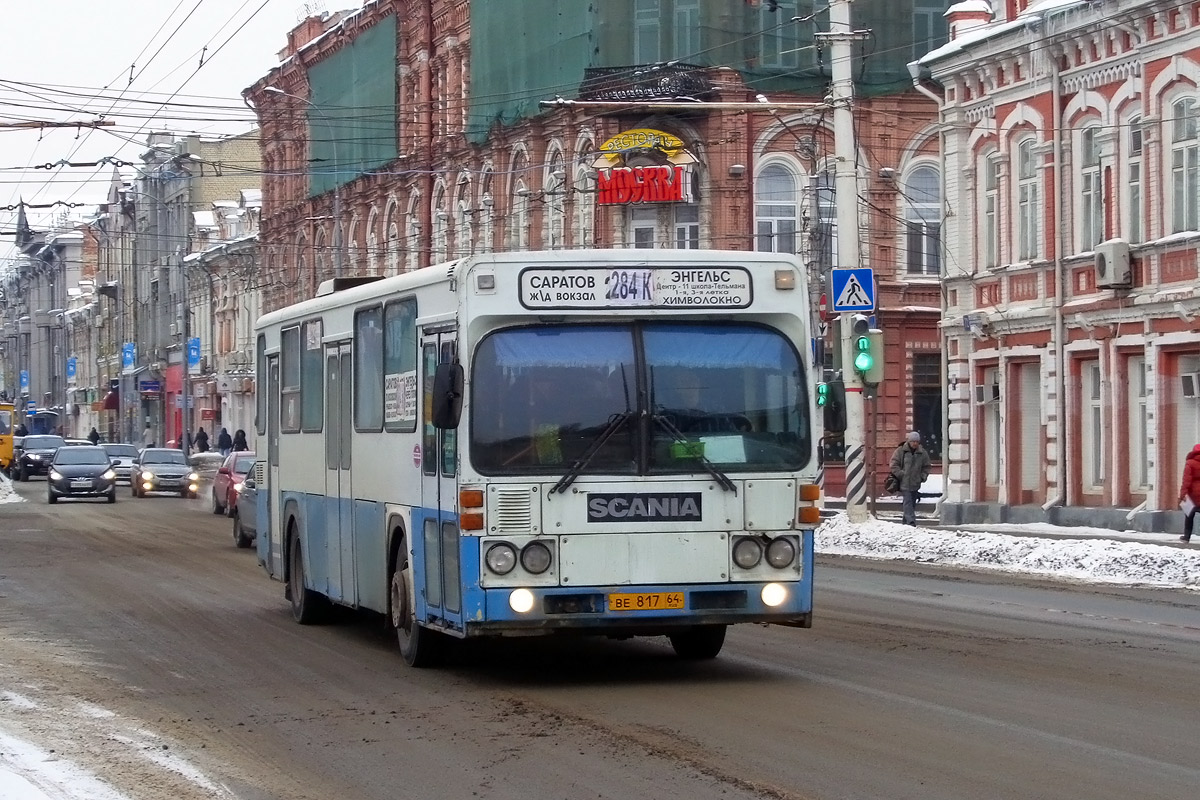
[432,363,464,429]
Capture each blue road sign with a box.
[66,357,77,383]
[831,268,875,313]
[19,370,29,393]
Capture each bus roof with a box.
[255,249,804,331]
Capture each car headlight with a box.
[141,470,154,480]
[102,470,116,481]
[485,542,517,575]
[766,537,797,568]
[732,536,763,569]
[29,454,41,461]
[48,469,63,481]
[520,541,552,574]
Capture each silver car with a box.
[132,448,200,498]
[101,443,139,484]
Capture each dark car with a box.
[47,445,118,504]
[232,465,259,549]
[101,443,140,484]
[12,434,66,481]
[212,452,255,516]
[133,448,199,498]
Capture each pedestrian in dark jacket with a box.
[217,427,233,457]
[232,429,249,452]
[194,427,209,453]
[87,427,100,445]
[1178,443,1200,543]
[889,431,932,526]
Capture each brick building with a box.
[919,0,1200,531]
[244,0,949,492]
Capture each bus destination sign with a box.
[519,267,752,310]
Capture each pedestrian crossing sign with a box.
[830,268,875,312]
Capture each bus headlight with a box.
[732,536,762,569]
[766,537,797,568]
[761,583,788,607]
[485,542,517,575]
[508,588,535,613]
[520,542,552,574]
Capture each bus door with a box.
[417,329,462,630]
[324,342,356,604]
[264,356,285,577]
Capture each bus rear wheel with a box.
[389,558,442,667]
[669,625,727,659]
[288,532,328,624]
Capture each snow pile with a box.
[817,514,1200,591]
[0,473,24,504]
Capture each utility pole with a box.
[820,0,871,522]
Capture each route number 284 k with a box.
[605,269,653,303]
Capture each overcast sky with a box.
[0,1,364,260]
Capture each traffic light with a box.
[820,378,846,433]
[851,314,873,377]
[864,329,884,385]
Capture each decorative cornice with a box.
[1060,59,1141,95]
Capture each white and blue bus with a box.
[253,249,821,665]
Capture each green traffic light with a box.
[817,383,828,406]
[854,352,873,372]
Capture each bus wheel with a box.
[669,625,727,660]
[288,532,328,624]
[389,559,441,667]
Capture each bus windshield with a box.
[470,322,810,475]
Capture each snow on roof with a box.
[921,0,1090,65]
[945,0,993,16]
[192,211,216,228]
[241,189,262,207]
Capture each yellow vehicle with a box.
[0,401,13,474]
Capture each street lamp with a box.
[263,86,344,281]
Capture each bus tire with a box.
[669,625,727,659]
[389,555,442,667]
[288,531,328,624]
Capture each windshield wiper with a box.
[550,410,635,495]
[651,412,738,494]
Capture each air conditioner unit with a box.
[1094,238,1132,289]
[974,383,1001,404]
[1183,372,1200,399]
[169,323,179,337]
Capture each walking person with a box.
[87,426,100,445]
[889,431,932,526]
[232,429,249,452]
[142,422,155,448]
[217,427,233,457]
[194,426,210,453]
[1178,443,1200,543]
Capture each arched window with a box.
[1078,126,1103,250]
[755,163,798,253]
[432,186,448,263]
[904,164,941,275]
[1171,97,1199,233]
[1015,139,1040,260]
[479,170,495,254]
[573,166,595,249]
[981,151,1000,268]
[511,180,530,251]
[406,193,422,272]
[545,151,566,250]
[455,178,473,256]
[366,210,380,274]
[1127,117,1143,243]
